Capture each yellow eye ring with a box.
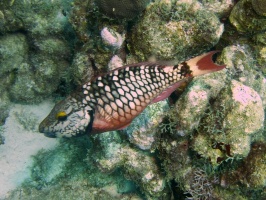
[56,111,67,121]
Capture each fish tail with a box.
[187,51,226,76]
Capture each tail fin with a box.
[187,51,226,76]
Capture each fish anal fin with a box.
[117,122,131,130]
[151,81,185,104]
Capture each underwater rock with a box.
[8,180,142,200]
[124,100,169,150]
[129,0,224,60]
[0,9,23,33]
[239,142,266,188]
[251,0,266,16]
[101,27,125,50]
[201,0,235,18]
[90,132,169,199]
[71,51,95,85]
[10,54,70,103]
[255,45,266,75]
[13,0,71,38]
[0,1,74,103]
[0,33,28,74]
[253,31,266,46]
[156,136,218,199]
[69,0,91,43]
[193,80,264,165]
[70,0,129,82]
[229,0,266,33]
[219,142,266,193]
[95,0,150,19]
[33,38,71,59]
[172,69,227,137]
[251,32,266,75]
[221,45,266,108]
[156,136,192,182]
[108,55,124,70]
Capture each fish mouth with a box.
[43,132,57,138]
[39,124,56,138]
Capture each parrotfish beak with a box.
[187,51,226,76]
[39,121,57,138]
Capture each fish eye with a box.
[56,111,68,121]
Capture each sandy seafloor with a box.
[0,101,58,199]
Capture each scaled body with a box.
[39,51,225,138]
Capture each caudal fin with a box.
[187,51,226,76]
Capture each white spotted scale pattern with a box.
[81,63,189,126]
[39,51,225,137]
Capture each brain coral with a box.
[95,0,150,19]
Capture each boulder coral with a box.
[229,0,266,34]
[129,0,224,60]
[0,0,73,103]
[95,0,150,19]
[193,80,264,165]
[89,132,170,199]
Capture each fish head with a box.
[39,96,93,138]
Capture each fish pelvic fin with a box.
[187,51,226,77]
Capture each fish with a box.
[39,51,225,138]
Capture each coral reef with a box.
[8,182,142,200]
[124,100,169,150]
[201,0,235,18]
[0,0,265,199]
[129,0,224,60]
[0,33,28,74]
[89,131,170,199]
[215,142,266,199]
[185,168,219,200]
[229,0,266,33]
[108,55,124,70]
[251,0,266,16]
[68,0,128,84]
[238,142,266,188]
[101,27,125,50]
[172,70,227,137]
[221,45,266,108]
[0,0,73,103]
[7,138,142,200]
[193,80,264,165]
[95,0,150,19]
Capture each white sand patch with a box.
[0,101,58,199]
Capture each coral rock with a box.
[95,0,150,19]
[193,80,264,165]
[252,0,266,16]
[90,132,169,199]
[129,0,223,60]
[229,0,266,33]
[101,27,125,50]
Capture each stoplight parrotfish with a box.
[39,51,225,138]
